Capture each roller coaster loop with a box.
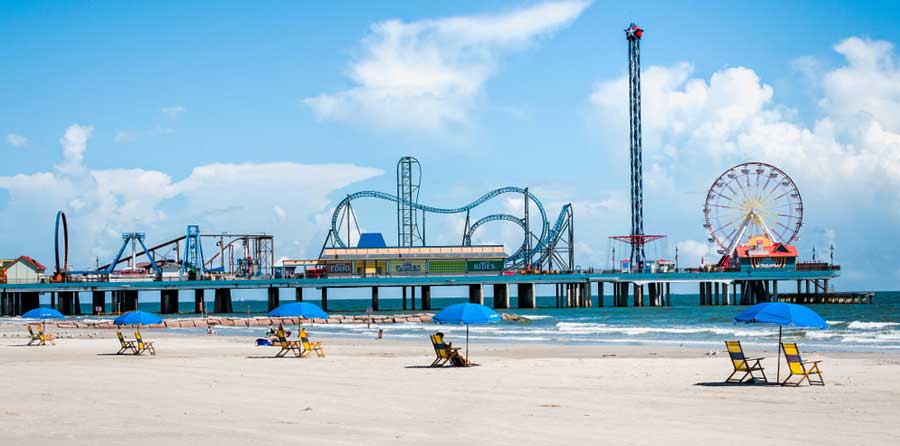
[331,187,571,268]
[54,210,68,281]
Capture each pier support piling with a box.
[321,287,328,312]
[468,284,483,305]
[20,292,39,314]
[421,286,431,310]
[194,289,204,313]
[161,289,179,314]
[58,291,76,315]
[214,288,233,313]
[0,292,8,316]
[294,287,303,302]
[402,287,408,311]
[267,287,280,311]
[493,284,509,309]
[371,287,379,311]
[517,283,536,309]
[92,291,105,315]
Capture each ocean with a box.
[15,292,900,352]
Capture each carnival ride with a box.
[327,157,575,271]
[52,211,275,282]
[703,162,804,267]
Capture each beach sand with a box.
[1,327,899,445]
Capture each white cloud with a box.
[58,124,92,175]
[589,36,900,286]
[273,205,287,223]
[676,240,714,267]
[820,38,900,133]
[305,1,589,133]
[591,37,900,205]
[0,125,383,268]
[6,133,27,147]
[161,105,186,120]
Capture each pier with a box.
[1,268,856,317]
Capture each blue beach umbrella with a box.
[267,302,328,319]
[22,308,65,319]
[114,311,162,327]
[734,302,827,381]
[432,303,502,364]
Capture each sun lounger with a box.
[430,333,468,367]
[299,328,325,358]
[27,325,42,346]
[133,331,156,356]
[275,327,301,358]
[724,341,767,383]
[117,331,137,354]
[781,342,824,386]
[28,324,56,346]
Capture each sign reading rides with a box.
[467,260,504,273]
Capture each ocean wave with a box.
[554,322,772,337]
[521,315,552,320]
[847,321,899,330]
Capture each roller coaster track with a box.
[331,187,573,269]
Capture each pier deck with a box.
[1,269,853,316]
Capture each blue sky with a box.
[2,1,899,291]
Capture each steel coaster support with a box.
[397,156,424,247]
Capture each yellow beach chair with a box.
[26,325,42,346]
[30,325,56,346]
[133,331,156,356]
[724,341,767,383]
[781,343,824,386]
[116,332,137,355]
[275,327,301,358]
[429,333,466,367]
[299,328,325,358]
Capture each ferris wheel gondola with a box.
[703,162,803,263]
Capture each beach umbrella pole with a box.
[776,325,782,383]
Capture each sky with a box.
[1,0,899,291]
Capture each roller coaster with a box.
[329,157,575,271]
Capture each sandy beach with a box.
[1,325,899,445]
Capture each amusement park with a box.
[0,23,858,317]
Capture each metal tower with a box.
[396,156,424,246]
[181,225,204,278]
[626,22,645,267]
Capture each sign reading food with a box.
[325,262,353,274]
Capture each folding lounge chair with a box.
[430,333,466,367]
[781,342,824,386]
[724,341,767,383]
[117,332,137,355]
[35,325,56,346]
[133,331,156,356]
[299,329,325,358]
[275,328,301,358]
[26,325,41,346]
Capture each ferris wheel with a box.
[703,162,803,256]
